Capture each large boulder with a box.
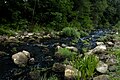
[12,50,30,67]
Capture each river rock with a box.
[85,45,107,55]
[56,45,62,50]
[12,50,30,67]
[27,33,34,36]
[61,44,67,47]
[64,65,81,80]
[106,42,114,47]
[92,45,107,54]
[8,36,18,42]
[52,63,65,73]
[116,32,118,34]
[96,61,108,73]
[93,75,109,80]
[29,70,41,80]
[66,46,78,52]
[0,35,8,42]
[106,58,117,66]
[43,34,51,39]
[96,42,104,46]
[108,65,116,71]
[44,56,53,62]
[29,58,35,64]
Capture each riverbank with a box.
[0,30,120,80]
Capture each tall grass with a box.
[71,55,99,80]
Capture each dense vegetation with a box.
[0,0,120,34]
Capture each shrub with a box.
[57,48,77,59]
[62,27,80,38]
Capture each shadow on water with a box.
[0,29,111,80]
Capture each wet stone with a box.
[93,75,109,80]
[96,61,108,73]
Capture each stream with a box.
[0,29,111,80]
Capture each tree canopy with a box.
[0,0,120,31]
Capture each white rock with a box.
[66,46,78,52]
[65,65,81,79]
[61,44,67,47]
[92,45,107,53]
[96,42,104,46]
[29,58,35,64]
[96,61,108,73]
[22,50,30,58]
[12,50,30,67]
[106,42,114,46]
[116,32,118,34]
[56,45,62,50]
[9,36,16,40]
[27,33,34,36]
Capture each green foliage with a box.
[57,48,77,59]
[48,75,58,80]
[71,55,99,80]
[0,26,15,36]
[97,34,115,42]
[82,47,88,53]
[0,0,120,34]
[30,24,43,32]
[109,48,120,80]
[80,31,89,37]
[69,20,82,29]
[114,21,120,32]
[62,27,80,38]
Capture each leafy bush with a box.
[71,55,99,80]
[62,27,80,38]
[57,48,77,59]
